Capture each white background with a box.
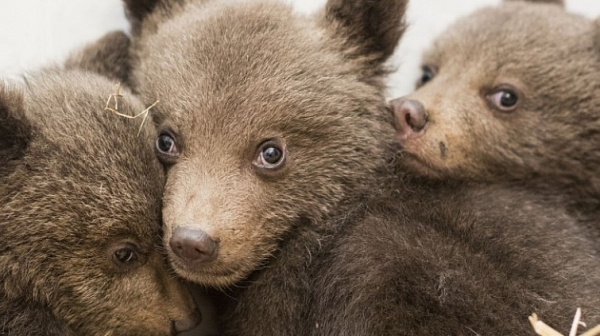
[0,0,598,97]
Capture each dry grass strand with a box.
[104,82,159,136]
[530,309,600,336]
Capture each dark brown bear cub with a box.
[391,0,600,212]
[0,69,200,335]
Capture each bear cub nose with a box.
[170,227,220,263]
[391,98,428,138]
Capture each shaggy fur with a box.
[0,68,199,335]
[116,0,600,334]
[308,178,600,335]
[126,0,405,288]
[391,0,600,213]
[123,0,404,334]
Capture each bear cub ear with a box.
[321,0,409,67]
[64,31,132,85]
[123,0,184,35]
[0,86,32,174]
[504,0,564,7]
[124,0,159,27]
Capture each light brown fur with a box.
[122,0,406,334]
[126,0,405,289]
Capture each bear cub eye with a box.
[109,242,145,271]
[155,129,180,164]
[156,133,177,155]
[487,88,519,112]
[253,139,286,171]
[416,65,436,88]
[115,247,136,263]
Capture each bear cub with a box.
[391,0,600,212]
[119,0,600,335]
[0,68,200,335]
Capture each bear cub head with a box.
[124,0,407,288]
[0,69,200,336]
[391,0,600,194]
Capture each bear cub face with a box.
[391,0,600,187]
[126,0,405,288]
[0,70,199,336]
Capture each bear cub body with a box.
[0,67,200,335]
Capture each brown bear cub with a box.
[309,179,600,335]
[118,0,600,334]
[123,0,403,333]
[0,68,200,335]
[391,0,600,212]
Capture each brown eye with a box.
[114,248,137,264]
[109,242,144,270]
[253,139,286,170]
[416,65,436,88]
[488,89,519,112]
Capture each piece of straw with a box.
[530,309,600,336]
[104,82,159,136]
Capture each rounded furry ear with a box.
[0,86,31,176]
[321,0,408,67]
[123,0,160,31]
[64,31,132,85]
[123,0,184,35]
[504,0,564,7]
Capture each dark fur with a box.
[64,30,133,85]
[392,0,600,215]
[307,178,600,335]
[0,68,198,335]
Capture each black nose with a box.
[173,308,202,333]
[391,98,428,136]
[169,227,220,263]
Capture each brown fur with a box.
[309,178,600,335]
[115,0,600,334]
[123,0,404,334]
[0,69,199,335]
[391,0,600,213]
[126,0,404,288]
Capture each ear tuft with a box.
[322,0,408,66]
[0,86,31,176]
[123,0,184,35]
[123,0,160,34]
[64,31,132,85]
[504,0,564,7]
